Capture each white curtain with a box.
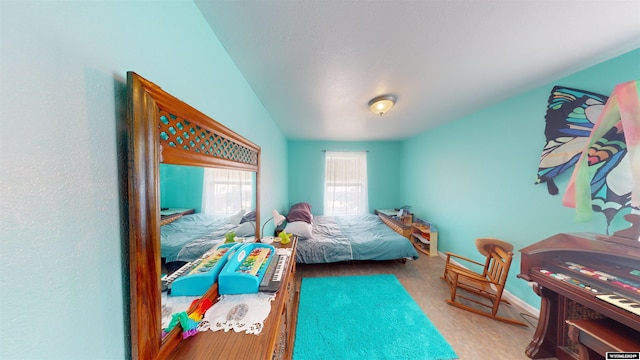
[202,168,253,215]
[324,151,369,215]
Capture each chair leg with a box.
[446,273,459,302]
[491,290,505,317]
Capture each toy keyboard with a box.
[259,253,289,292]
[170,243,242,296]
[218,243,276,295]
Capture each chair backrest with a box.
[475,238,514,256]
[475,238,514,281]
[485,245,514,295]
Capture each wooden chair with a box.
[441,238,527,326]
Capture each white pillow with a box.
[284,221,312,239]
[235,221,256,237]
[228,209,246,225]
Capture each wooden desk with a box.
[160,208,195,225]
[375,209,411,239]
[164,237,299,360]
[566,318,640,360]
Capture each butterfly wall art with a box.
[536,82,640,232]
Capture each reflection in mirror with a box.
[158,164,257,332]
[160,165,256,216]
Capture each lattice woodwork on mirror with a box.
[158,110,259,169]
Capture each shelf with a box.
[412,232,430,244]
[410,221,438,257]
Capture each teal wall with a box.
[159,164,258,214]
[287,140,402,215]
[160,164,205,212]
[400,48,640,309]
[0,1,288,359]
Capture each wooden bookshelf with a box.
[410,219,438,256]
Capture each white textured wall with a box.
[0,1,287,359]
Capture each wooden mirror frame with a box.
[126,72,261,360]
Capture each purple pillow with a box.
[286,202,312,224]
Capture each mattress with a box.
[295,214,420,264]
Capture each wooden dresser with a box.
[164,237,299,360]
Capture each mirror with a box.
[158,164,257,326]
[126,72,261,360]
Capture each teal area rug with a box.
[294,274,458,360]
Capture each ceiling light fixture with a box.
[368,95,396,116]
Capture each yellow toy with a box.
[278,231,292,244]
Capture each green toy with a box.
[278,231,292,244]
[224,231,236,244]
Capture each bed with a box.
[291,213,420,264]
[161,212,256,263]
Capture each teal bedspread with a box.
[295,214,420,264]
[160,213,235,262]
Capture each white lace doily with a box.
[199,292,276,334]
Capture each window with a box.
[201,168,253,215]
[324,151,369,215]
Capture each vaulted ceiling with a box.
[196,1,640,141]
